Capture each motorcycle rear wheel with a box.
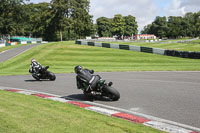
[104,85,120,101]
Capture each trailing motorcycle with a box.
[83,76,120,101]
[31,66,56,81]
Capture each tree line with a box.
[0,0,94,41]
[1,0,199,41]
[0,0,138,41]
[96,14,138,38]
[141,12,200,39]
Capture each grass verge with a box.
[0,90,162,133]
[0,41,200,76]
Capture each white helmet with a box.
[31,58,36,63]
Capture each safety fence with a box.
[0,41,48,48]
[75,40,200,59]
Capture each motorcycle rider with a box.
[29,58,49,77]
[74,65,112,96]
[29,58,42,75]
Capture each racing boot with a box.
[108,82,113,86]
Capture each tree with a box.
[141,24,152,34]
[71,0,94,39]
[96,17,112,37]
[26,2,56,41]
[123,15,138,36]
[184,12,196,37]
[150,16,168,38]
[167,16,183,38]
[111,14,125,38]
[194,11,200,37]
[0,0,27,36]
[51,0,73,41]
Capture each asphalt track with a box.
[0,44,200,130]
[0,72,200,129]
[0,43,41,63]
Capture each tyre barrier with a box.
[4,41,48,47]
[75,40,200,59]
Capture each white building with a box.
[136,34,156,40]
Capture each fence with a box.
[75,40,200,59]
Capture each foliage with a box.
[96,17,112,37]
[0,0,27,36]
[71,0,94,39]
[142,11,200,38]
[0,0,94,41]
[123,15,138,36]
[26,2,56,41]
[111,14,125,38]
[96,14,138,38]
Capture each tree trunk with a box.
[60,30,63,41]
[68,29,70,40]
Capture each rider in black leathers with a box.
[29,58,42,76]
[74,65,103,96]
[29,58,49,77]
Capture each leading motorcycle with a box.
[31,66,56,81]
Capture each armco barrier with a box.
[1,41,48,47]
[75,40,200,59]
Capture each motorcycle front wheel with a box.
[104,85,120,101]
[32,74,40,81]
[48,72,56,81]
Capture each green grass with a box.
[0,90,162,133]
[0,41,200,76]
[107,39,200,52]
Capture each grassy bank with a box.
[0,41,200,76]
[0,90,162,133]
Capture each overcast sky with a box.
[30,0,200,32]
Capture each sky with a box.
[30,0,200,32]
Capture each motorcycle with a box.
[31,66,56,81]
[83,76,120,101]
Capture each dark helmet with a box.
[74,65,82,74]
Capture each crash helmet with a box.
[31,58,36,63]
[74,65,82,74]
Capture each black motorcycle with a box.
[31,66,56,81]
[83,77,120,101]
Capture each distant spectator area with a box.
[136,34,156,40]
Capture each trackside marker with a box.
[32,93,54,98]
[47,97,70,103]
[112,112,150,123]
[5,89,21,92]
[16,91,36,95]
[67,101,92,108]
[86,106,120,116]
[144,121,197,133]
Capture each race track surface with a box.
[0,44,41,63]
[0,71,200,128]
